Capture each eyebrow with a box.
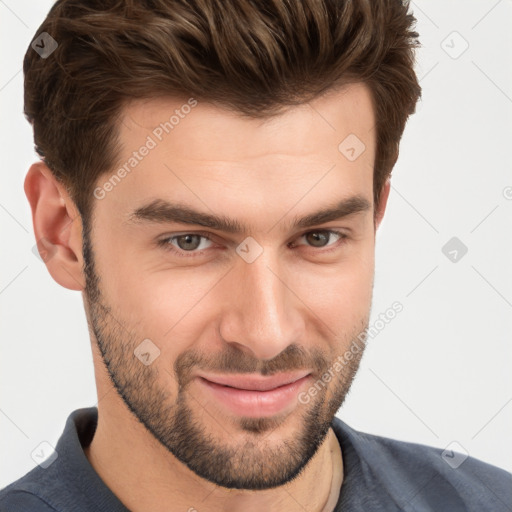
[125,195,371,233]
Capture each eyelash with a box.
[156,230,348,258]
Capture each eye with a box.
[157,229,348,259]
[157,233,214,257]
[291,230,348,251]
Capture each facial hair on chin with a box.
[81,222,367,490]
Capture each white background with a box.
[1,0,511,488]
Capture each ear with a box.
[24,161,85,291]
[374,177,391,231]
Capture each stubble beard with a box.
[81,220,368,490]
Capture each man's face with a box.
[82,83,381,490]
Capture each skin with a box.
[24,82,390,512]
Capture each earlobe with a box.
[375,177,391,230]
[24,162,85,291]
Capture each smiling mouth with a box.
[195,372,313,418]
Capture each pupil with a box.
[175,232,330,251]
[178,234,200,251]
[307,231,328,247]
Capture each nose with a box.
[218,249,305,361]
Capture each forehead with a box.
[94,83,376,227]
[119,83,375,161]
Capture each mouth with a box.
[195,371,312,418]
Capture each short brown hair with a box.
[24,0,421,222]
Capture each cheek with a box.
[99,249,222,341]
[93,223,374,346]
[291,246,375,331]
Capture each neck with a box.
[84,387,343,512]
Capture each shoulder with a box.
[0,407,98,512]
[0,472,58,511]
[332,417,512,511]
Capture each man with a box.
[1,0,510,511]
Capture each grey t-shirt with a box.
[0,407,510,511]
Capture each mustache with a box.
[174,343,330,387]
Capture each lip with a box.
[197,371,311,391]
[196,371,312,418]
